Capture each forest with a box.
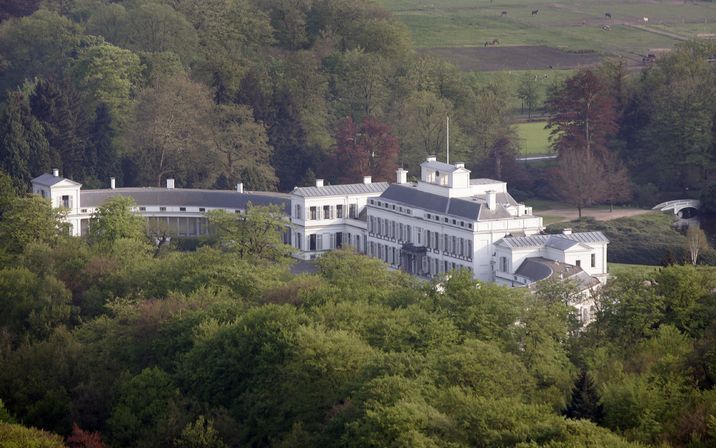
[1,0,716,447]
[0,0,714,206]
[1,181,716,447]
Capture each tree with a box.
[175,416,227,448]
[127,75,215,187]
[332,116,399,183]
[392,90,454,173]
[0,92,34,189]
[207,204,293,262]
[565,370,604,423]
[210,104,277,191]
[87,196,146,247]
[30,78,86,181]
[686,226,709,265]
[0,267,72,342]
[552,151,607,219]
[546,70,617,158]
[67,423,105,448]
[121,2,198,66]
[0,0,41,22]
[87,103,121,186]
[601,150,632,212]
[517,74,541,118]
[70,43,142,126]
[0,195,65,255]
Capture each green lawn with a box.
[378,0,716,61]
[608,262,660,277]
[516,121,551,156]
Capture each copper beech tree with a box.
[332,115,399,183]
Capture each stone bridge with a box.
[652,199,701,216]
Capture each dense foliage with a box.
[0,186,715,447]
[0,0,521,192]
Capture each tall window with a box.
[309,234,316,250]
[349,204,356,218]
[591,254,596,268]
[336,204,343,218]
[61,195,72,209]
[576,260,581,268]
[323,205,332,219]
[310,206,317,220]
[295,204,301,219]
[500,256,508,272]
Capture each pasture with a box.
[379,0,716,69]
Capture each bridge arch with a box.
[652,199,701,216]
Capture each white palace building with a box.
[32,158,609,300]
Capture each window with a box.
[295,204,301,219]
[576,260,581,268]
[591,254,596,268]
[406,225,411,243]
[309,234,317,251]
[500,256,508,272]
[160,207,166,211]
[427,214,431,219]
[61,195,72,209]
[199,208,205,212]
[336,204,343,218]
[310,206,317,220]
[323,205,331,219]
[295,233,302,249]
[81,208,87,213]
[180,207,186,212]
[349,204,356,218]
[139,207,146,212]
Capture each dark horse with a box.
[605,12,612,19]
[531,9,539,15]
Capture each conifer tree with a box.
[88,103,121,186]
[30,78,88,181]
[0,91,50,190]
[565,370,604,423]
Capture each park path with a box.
[536,207,653,223]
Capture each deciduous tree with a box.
[546,69,617,159]
[128,75,215,187]
[551,151,608,219]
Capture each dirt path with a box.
[536,207,654,222]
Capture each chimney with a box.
[426,155,437,162]
[315,179,324,187]
[166,178,175,189]
[236,183,244,193]
[562,228,572,235]
[52,168,59,177]
[110,177,116,189]
[455,162,465,169]
[486,190,496,210]
[363,176,372,184]
[396,168,408,184]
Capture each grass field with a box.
[608,262,660,277]
[378,0,716,69]
[516,121,551,155]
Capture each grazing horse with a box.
[605,12,612,19]
[501,10,507,16]
[643,17,649,22]
[532,9,539,16]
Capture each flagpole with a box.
[446,116,450,164]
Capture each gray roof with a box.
[292,182,389,197]
[381,184,481,220]
[80,188,290,213]
[516,257,600,290]
[380,184,520,222]
[497,231,609,249]
[470,178,502,185]
[32,173,80,187]
[421,159,464,173]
